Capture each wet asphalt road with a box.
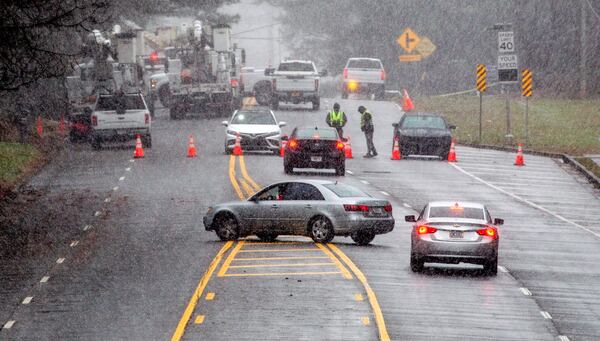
[1,97,600,340]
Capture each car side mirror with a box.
[319,70,328,77]
[264,68,274,76]
[221,120,229,126]
[248,196,259,202]
[494,218,504,225]
[449,125,457,130]
[279,121,287,127]
[281,134,288,141]
[392,123,399,128]
[405,215,416,222]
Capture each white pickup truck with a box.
[240,67,273,105]
[90,92,152,150]
[270,60,326,110]
[342,58,386,99]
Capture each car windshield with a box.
[429,206,485,220]
[231,110,276,125]
[95,95,145,111]
[295,128,338,140]
[401,115,447,129]
[323,183,369,198]
[278,62,315,72]
[347,59,382,69]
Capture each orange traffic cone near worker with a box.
[402,89,415,112]
[447,139,457,162]
[514,143,525,166]
[344,136,353,159]
[187,134,197,158]
[233,132,243,156]
[280,139,287,157]
[134,134,144,158]
[391,137,401,160]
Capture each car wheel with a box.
[142,134,152,149]
[351,231,375,245]
[214,214,240,241]
[256,233,278,242]
[284,161,294,174]
[335,164,345,176]
[309,216,334,243]
[410,252,424,272]
[91,137,102,150]
[483,256,498,276]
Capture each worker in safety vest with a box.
[358,105,377,158]
[325,102,347,138]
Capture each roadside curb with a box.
[458,142,600,189]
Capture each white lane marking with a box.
[119,176,125,181]
[346,170,354,175]
[83,225,91,231]
[40,276,49,283]
[403,203,412,209]
[559,336,571,341]
[380,191,390,196]
[360,180,370,185]
[94,211,101,217]
[113,186,119,191]
[450,163,600,239]
[22,296,33,305]
[540,311,552,319]
[125,167,131,171]
[520,287,532,296]
[70,241,79,247]
[498,266,509,273]
[2,320,15,329]
[56,258,65,264]
[129,159,135,163]
[104,197,111,203]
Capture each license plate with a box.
[449,231,464,239]
[291,91,301,97]
[371,207,383,214]
[117,129,128,135]
[310,156,322,162]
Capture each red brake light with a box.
[91,115,97,126]
[343,68,348,79]
[231,79,238,88]
[150,51,158,62]
[288,139,298,149]
[477,227,497,238]
[384,204,392,212]
[417,225,437,235]
[344,204,369,212]
[145,113,150,124]
[380,70,386,81]
[336,140,345,150]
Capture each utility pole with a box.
[580,0,588,98]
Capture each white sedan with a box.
[222,106,286,154]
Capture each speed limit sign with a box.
[498,31,515,53]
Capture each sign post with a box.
[494,24,517,145]
[476,64,487,143]
[521,69,533,145]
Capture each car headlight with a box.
[150,79,158,89]
[226,130,237,136]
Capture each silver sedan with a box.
[204,180,395,245]
[405,201,503,275]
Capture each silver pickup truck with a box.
[269,60,326,110]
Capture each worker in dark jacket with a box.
[325,102,347,138]
[358,105,377,158]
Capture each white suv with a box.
[342,58,386,99]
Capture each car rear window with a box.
[278,62,315,72]
[231,110,275,125]
[429,206,485,220]
[323,183,369,198]
[401,115,447,129]
[95,95,146,111]
[347,59,382,69]
[295,128,338,140]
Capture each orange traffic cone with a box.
[134,134,144,158]
[280,140,287,157]
[59,114,65,135]
[187,134,197,157]
[344,137,353,159]
[391,137,401,160]
[402,89,415,112]
[514,143,525,166]
[447,139,457,162]
[233,133,243,156]
[36,115,43,137]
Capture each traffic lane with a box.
[6,108,237,340]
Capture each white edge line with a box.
[40,276,49,283]
[520,287,532,296]
[559,336,570,341]
[540,311,552,319]
[402,203,412,208]
[346,170,354,175]
[498,265,509,273]
[380,191,390,196]
[360,180,370,185]
[56,258,65,264]
[94,211,101,217]
[449,163,600,239]
[3,320,15,329]
[119,176,125,181]
[22,296,33,305]
[125,167,131,171]
[113,186,119,191]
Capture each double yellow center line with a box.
[229,155,260,200]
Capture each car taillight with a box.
[231,79,238,88]
[476,227,497,238]
[384,204,392,212]
[315,79,319,90]
[343,68,348,79]
[288,139,298,149]
[145,113,150,124]
[336,140,345,150]
[381,70,386,81]
[344,204,369,212]
[91,115,97,126]
[417,225,437,235]
[181,69,192,84]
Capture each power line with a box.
[231,22,281,36]
[585,0,600,21]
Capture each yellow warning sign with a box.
[397,28,421,53]
[415,37,436,58]
[397,28,436,63]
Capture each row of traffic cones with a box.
[133,134,198,159]
[34,115,67,137]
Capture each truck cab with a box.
[270,60,325,110]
